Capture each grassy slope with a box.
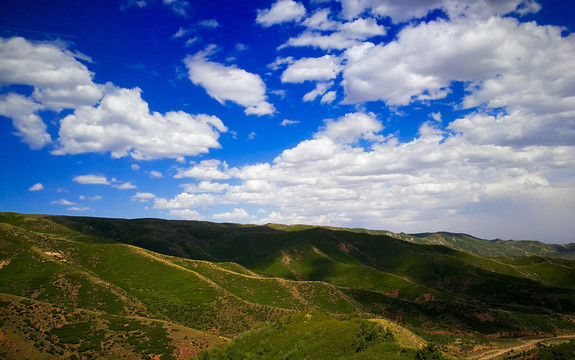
[40,214,575,319]
[2,212,575,359]
[406,232,575,259]
[0,292,226,360]
[198,311,431,360]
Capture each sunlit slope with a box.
[198,311,429,360]
[43,213,575,314]
[0,214,363,338]
[406,232,575,258]
[0,292,226,360]
[2,211,575,356]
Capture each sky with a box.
[1,0,574,242]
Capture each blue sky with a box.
[1,0,574,242]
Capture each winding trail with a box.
[471,334,575,360]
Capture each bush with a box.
[415,345,445,360]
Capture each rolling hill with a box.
[1,212,574,359]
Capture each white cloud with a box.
[181,181,230,193]
[0,93,51,149]
[248,132,257,140]
[282,11,385,50]
[67,206,90,211]
[339,18,386,39]
[120,0,149,10]
[337,0,541,22]
[149,170,163,178]
[280,119,300,126]
[172,27,190,39]
[113,182,137,190]
[342,16,575,110]
[73,175,110,185]
[303,82,333,102]
[199,19,221,28]
[185,37,200,47]
[162,0,189,16]
[320,91,337,104]
[281,55,341,83]
[131,164,140,171]
[175,159,231,180]
[267,56,294,71]
[448,110,575,148]
[430,112,442,123]
[132,192,156,202]
[79,195,102,200]
[52,199,76,206]
[53,87,227,159]
[0,37,102,110]
[29,183,44,191]
[212,208,251,220]
[302,9,339,31]
[154,110,575,242]
[73,175,135,189]
[184,50,275,116]
[256,0,306,27]
[0,37,228,160]
[168,209,205,220]
[282,31,361,50]
[154,192,217,209]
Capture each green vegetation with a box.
[198,312,432,360]
[1,212,574,360]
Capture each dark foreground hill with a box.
[1,212,574,359]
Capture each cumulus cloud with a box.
[67,206,91,211]
[303,82,333,102]
[73,175,136,189]
[256,0,306,27]
[29,183,44,191]
[342,16,575,110]
[175,159,231,180]
[320,91,337,104]
[0,36,103,149]
[0,93,51,149]
[168,209,205,220]
[154,110,575,241]
[149,170,163,178]
[113,182,137,190]
[52,199,76,206]
[212,208,251,220]
[281,55,341,83]
[132,192,156,202]
[0,37,227,160]
[337,0,541,22]
[0,37,102,110]
[53,87,227,159]
[79,195,102,200]
[184,50,275,116]
[73,175,110,185]
[282,10,386,50]
[181,181,230,193]
[280,119,300,126]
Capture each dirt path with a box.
[471,334,575,360]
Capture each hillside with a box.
[1,212,575,359]
[404,232,575,259]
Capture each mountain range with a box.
[1,212,574,359]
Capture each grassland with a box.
[1,212,574,359]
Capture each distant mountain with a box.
[402,232,575,259]
[1,212,575,359]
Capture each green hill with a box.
[405,232,575,259]
[1,212,575,359]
